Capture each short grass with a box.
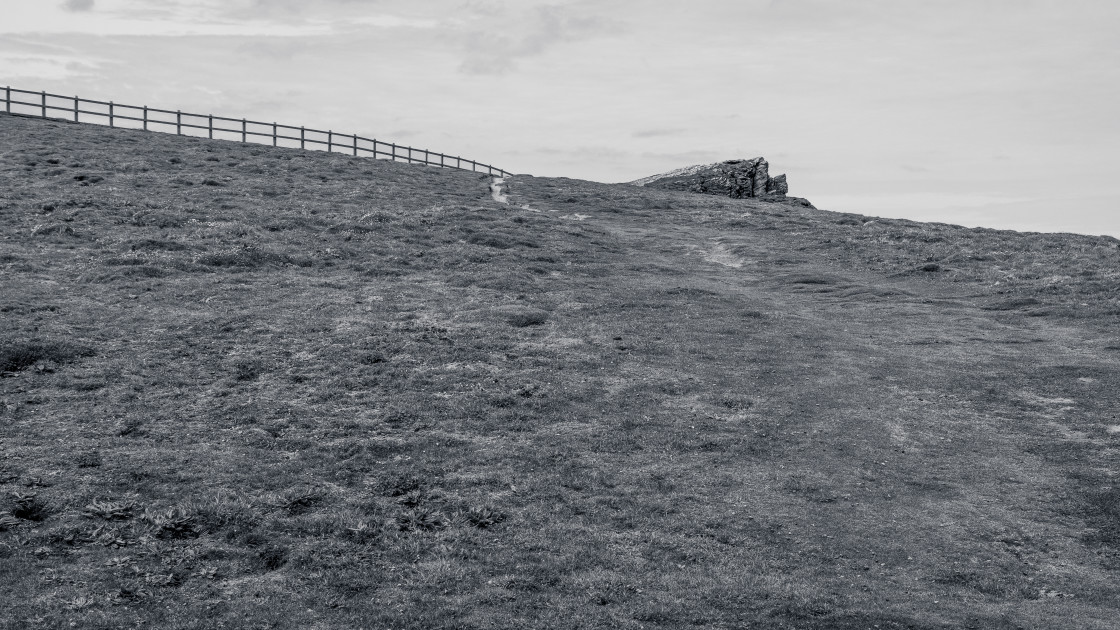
[2,112,1119,629]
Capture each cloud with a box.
[0,51,104,81]
[0,1,332,36]
[349,14,439,28]
[235,39,310,61]
[632,128,686,138]
[458,4,622,74]
[63,0,95,12]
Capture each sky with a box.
[1,0,1117,237]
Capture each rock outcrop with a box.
[630,158,809,206]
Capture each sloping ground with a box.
[1,112,1119,629]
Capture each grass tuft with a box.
[82,499,137,520]
[465,505,506,529]
[141,506,199,538]
[395,508,447,532]
[268,487,322,515]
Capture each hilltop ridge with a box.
[2,112,1120,629]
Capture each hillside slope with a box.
[2,113,1119,629]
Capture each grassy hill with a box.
[1,112,1119,629]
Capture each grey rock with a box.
[766,173,788,196]
[630,158,795,201]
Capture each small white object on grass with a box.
[489,177,508,204]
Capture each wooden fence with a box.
[2,86,511,177]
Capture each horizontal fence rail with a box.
[1,86,511,177]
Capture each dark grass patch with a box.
[507,310,549,327]
[982,297,1043,311]
[0,339,95,373]
[196,246,306,268]
[716,394,753,410]
[787,274,842,285]
[8,492,50,522]
[663,286,720,296]
[269,487,322,515]
[127,238,189,251]
[115,265,168,278]
[130,211,185,228]
[232,358,264,381]
[466,233,513,249]
[258,545,288,571]
[932,568,1036,598]
[1069,477,1120,549]
[74,451,103,468]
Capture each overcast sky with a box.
[1,0,1117,236]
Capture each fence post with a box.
[41,91,46,118]
[440,153,444,168]
[242,119,247,143]
[208,115,213,139]
[74,96,79,123]
[272,123,277,146]
[407,146,412,163]
[328,130,333,153]
[109,101,114,127]
[4,86,9,114]
[300,127,305,150]
[176,110,181,135]
[352,134,357,157]
[457,156,461,169]
[143,105,147,130]
[391,144,396,161]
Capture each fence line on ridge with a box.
[1,86,511,177]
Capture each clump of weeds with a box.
[141,506,198,538]
[268,486,323,515]
[82,499,138,521]
[395,508,447,532]
[464,505,506,529]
